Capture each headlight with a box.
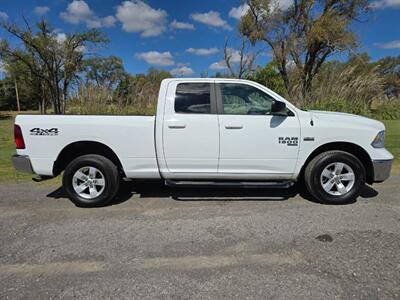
[371,130,385,148]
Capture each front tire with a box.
[304,151,366,204]
[63,154,120,207]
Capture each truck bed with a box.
[15,115,160,178]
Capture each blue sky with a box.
[0,0,399,77]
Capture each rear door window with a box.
[175,83,211,114]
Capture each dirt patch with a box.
[0,261,104,274]
[131,250,305,270]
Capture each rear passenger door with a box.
[162,81,219,174]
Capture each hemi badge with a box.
[303,137,315,141]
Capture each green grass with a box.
[0,112,399,182]
[0,112,60,184]
[383,120,400,171]
[0,113,32,182]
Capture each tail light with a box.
[14,124,25,149]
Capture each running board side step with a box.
[32,175,53,182]
[165,180,294,188]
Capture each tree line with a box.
[0,0,399,119]
[0,18,171,115]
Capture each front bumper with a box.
[12,154,34,174]
[372,159,393,182]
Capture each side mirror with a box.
[271,101,287,116]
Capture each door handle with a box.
[225,125,243,129]
[168,124,186,129]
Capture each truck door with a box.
[162,81,219,174]
[216,82,300,177]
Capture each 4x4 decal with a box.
[30,128,59,136]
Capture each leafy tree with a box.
[114,68,172,114]
[240,0,369,102]
[0,58,43,111]
[1,59,21,111]
[249,62,286,96]
[84,56,128,89]
[200,70,209,78]
[0,19,107,114]
[147,68,172,83]
[375,56,400,97]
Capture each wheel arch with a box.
[299,142,374,184]
[53,141,126,177]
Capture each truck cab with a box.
[156,79,300,179]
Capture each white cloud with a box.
[170,20,195,30]
[209,48,253,70]
[102,15,117,27]
[186,47,219,56]
[60,0,92,23]
[60,0,116,28]
[171,66,194,76]
[286,59,296,71]
[54,32,85,52]
[0,11,8,21]
[76,45,87,53]
[376,40,400,49]
[370,0,400,9]
[229,4,250,20]
[177,62,191,67]
[225,48,246,64]
[209,60,227,70]
[34,6,50,15]
[228,0,293,21]
[190,11,232,30]
[116,1,167,37]
[271,0,293,10]
[136,51,174,66]
[56,33,67,44]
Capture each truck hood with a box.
[309,110,385,131]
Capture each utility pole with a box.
[14,77,20,112]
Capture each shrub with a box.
[290,63,400,119]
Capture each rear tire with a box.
[304,151,366,204]
[63,154,120,207]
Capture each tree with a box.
[224,35,258,79]
[200,70,209,78]
[146,68,171,83]
[249,62,286,96]
[0,59,42,111]
[114,68,171,114]
[1,60,20,111]
[84,56,128,89]
[0,18,107,114]
[375,56,400,98]
[240,0,369,102]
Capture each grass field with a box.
[0,114,33,182]
[384,120,400,170]
[0,112,399,182]
[0,113,61,184]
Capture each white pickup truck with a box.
[12,78,393,207]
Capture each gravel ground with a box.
[0,177,399,299]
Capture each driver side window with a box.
[219,83,275,115]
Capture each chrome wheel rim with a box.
[320,162,355,196]
[72,166,105,199]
